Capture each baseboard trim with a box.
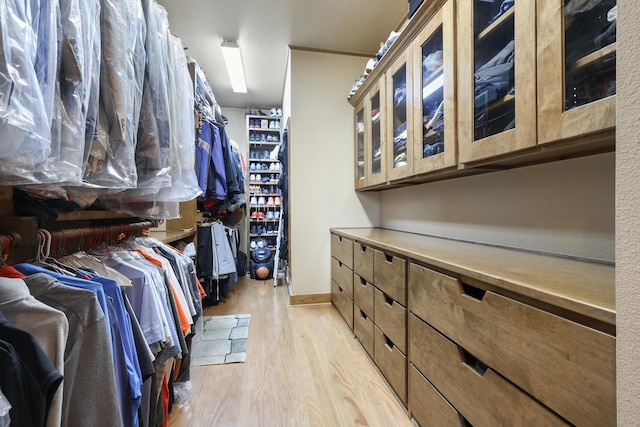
[289,293,331,305]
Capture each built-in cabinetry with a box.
[246,114,282,254]
[350,0,616,190]
[330,228,615,426]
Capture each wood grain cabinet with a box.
[330,234,354,329]
[366,79,387,187]
[386,50,414,182]
[354,102,367,189]
[537,0,616,145]
[457,0,537,164]
[411,0,457,176]
[330,227,615,427]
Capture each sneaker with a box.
[250,196,257,206]
[267,197,275,206]
[262,176,271,183]
[257,239,264,248]
[263,150,269,159]
[269,108,277,116]
[277,108,283,116]
[250,240,257,249]
[274,211,280,220]
[262,163,268,170]
[266,211,274,220]
[258,212,266,220]
[261,119,268,129]
[251,210,258,219]
[250,174,256,182]
[258,196,266,206]
[255,174,261,182]
[261,133,267,142]
[262,187,269,194]
[269,162,275,171]
[274,197,281,206]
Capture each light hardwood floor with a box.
[168,277,413,427]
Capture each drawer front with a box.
[373,249,406,305]
[409,364,465,427]
[353,273,374,319]
[353,304,374,359]
[331,257,353,299]
[353,243,374,283]
[331,234,353,268]
[374,287,406,353]
[331,279,353,330]
[374,326,407,404]
[410,314,568,427]
[409,263,615,427]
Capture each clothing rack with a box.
[0,231,19,265]
[37,221,153,259]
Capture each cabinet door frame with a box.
[412,0,457,176]
[537,0,616,145]
[386,50,414,182]
[354,100,368,190]
[365,78,388,187]
[457,0,537,164]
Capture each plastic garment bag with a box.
[83,0,145,188]
[0,0,53,172]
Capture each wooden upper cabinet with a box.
[411,0,457,176]
[457,0,537,164]
[365,78,387,187]
[386,50,414,182]
[354,102,367,189]
[537,0,616,145]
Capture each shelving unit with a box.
[246,113,283,277]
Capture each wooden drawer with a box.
[374,326,407,405]
[353,242,373,283]
[353,304,374,359]
[331,233,353,268]
[373,249,406,305]
[331,279,353,330]
[331,257,353,299]
[353,273,374,319]
[409,263,615,427]
[409,314,568,426]
[409,364,465,427]
[374,287,406,354]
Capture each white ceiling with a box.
[157,0,408,108]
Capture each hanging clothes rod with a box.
[38,221,153,258]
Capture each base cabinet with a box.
[330,228,615,427]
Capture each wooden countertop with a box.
[331,228,615,328]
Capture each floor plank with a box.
[168,276,412,427]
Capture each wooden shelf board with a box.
[150,229,196,244]
[569,43,616,73]
[476,7,515,42]
[57,210,134,221]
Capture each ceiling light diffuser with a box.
[221,40,247,93]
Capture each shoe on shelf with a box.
[267,197,275,206]
[255,174,262,182]
[258,212,266,220]
[262,187,269,194]
[251,210,258,219]
[277,108,283,116]
[258,196,266,206]
[250,196,257,206]
[274,211,280,220]
[269,108,277,116]
[274,197,281,206]
[269,162,275,171]
[266,211,274,220]
[249,174,256,182]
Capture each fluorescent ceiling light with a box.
[221,40,247,93]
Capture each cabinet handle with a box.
[360,244,366,252]
[338,236,342,242]
[384,335,395,351]
[384,253,393,263]
[360,310,367,320]
[384,294,394,306]
[338,286,344,294]
[338,261,343,267]
[461,348,488,376]
[461,282,486,301]
[359,276,367,286]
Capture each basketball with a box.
[256,266,270,279]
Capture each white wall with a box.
[381,152,615,262]
[617,0,640,423]
[288,49,380,296]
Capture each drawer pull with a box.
[384,294,394,306]
[461,282,486,301]
[461,348,488,376]
[384,335,395,351]
[360,309,367,320]
[338,286,344,294]
[384,253,393,263]
[359,276,366,286]
[338,261,343,267]
[338,236,343,242]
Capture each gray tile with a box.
[206,318,238,330]
[200,339,231,356]
[225,352,247,363]
[192,355,226,366]
[236,314,251,319]
[230,326,249,340]
[237,318,251,327]
[203,328,231,340]
[231,338,247,353]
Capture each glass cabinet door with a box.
[458,0,536,164]
[412,0,456,176]
[537,0,616,144]
[386,51,413,181]
[366,79,387,187]
[354,103,367,189]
